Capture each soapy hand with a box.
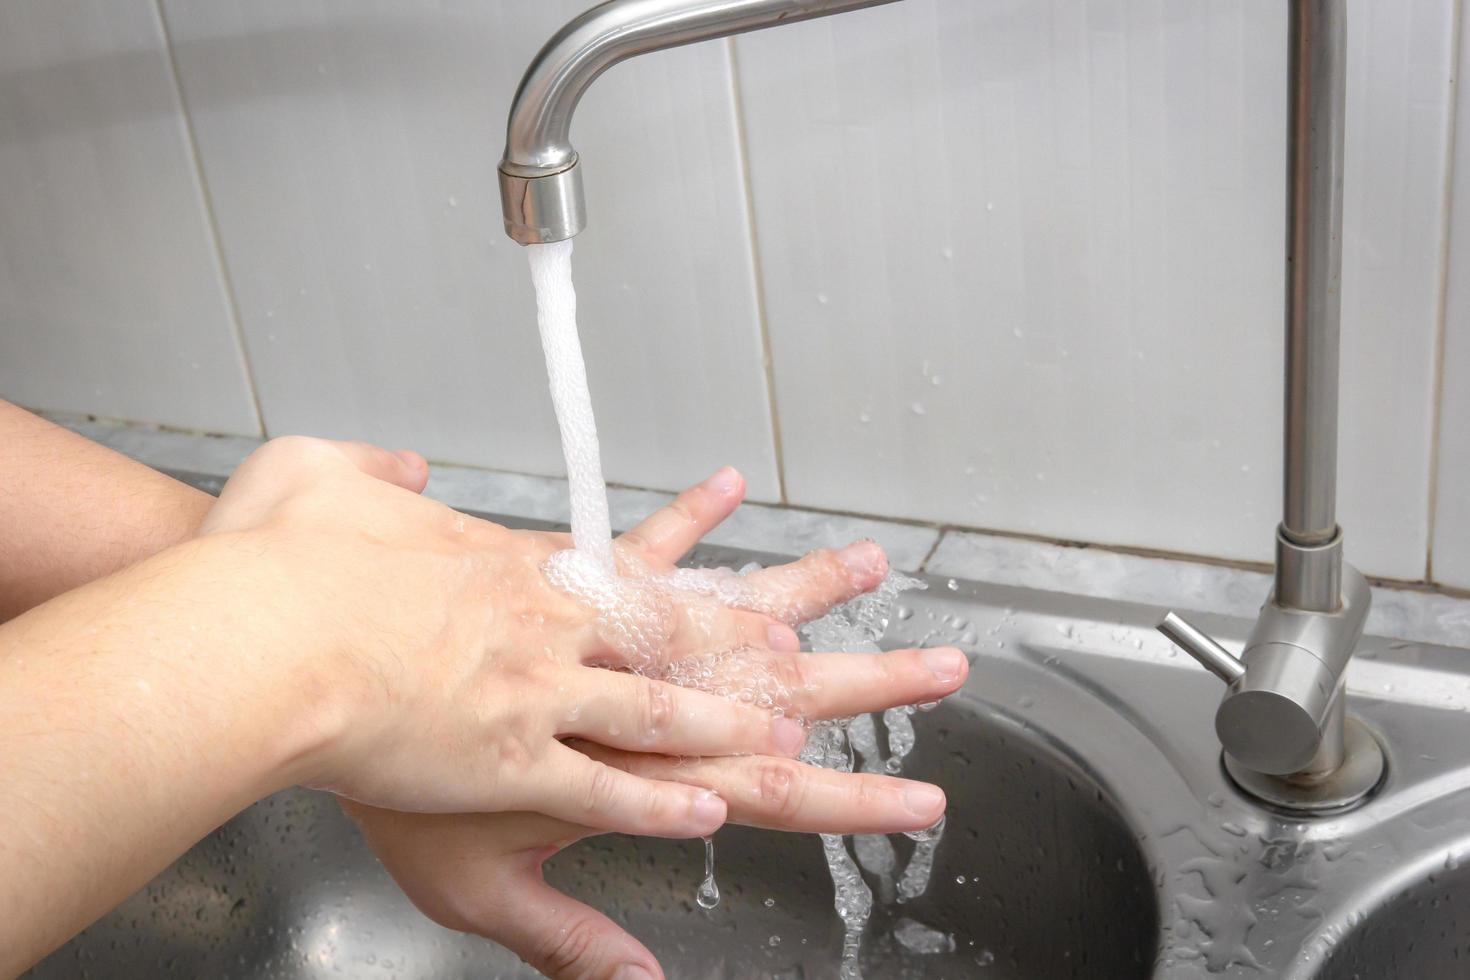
[200,438,965,841]
[345,470,967,980]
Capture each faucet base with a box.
[1223,715,1385,815]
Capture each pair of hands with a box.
[197,437,967,978]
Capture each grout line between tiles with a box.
[1426,0,1466,585]
[725,37,789,505]
[50,408,1470,601]
[917,530,947,575]
[151,0,267,439]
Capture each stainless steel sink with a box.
[27,527,1470,979]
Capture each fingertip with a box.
[837,540,888,587]
[901,782,947,824]
[772,717,808,758]
[689,789,727,836]
[920,647,969,687]
[700,465,744,500]
[391,448,430,492]
[766,622,801,653]
[613,964,660,980]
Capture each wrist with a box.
[179,530,360,795]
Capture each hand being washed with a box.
[346,470,966,980]
[0,406,966,976]
[194,437,963,832]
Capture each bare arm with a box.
[0,401,211,621]
[0,532,327,974]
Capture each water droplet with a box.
[910,402,926,416]
[695,837,720,909]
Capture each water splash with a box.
[892,917,956,955]
[795,573,948,977]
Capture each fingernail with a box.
[837,540,887,579]
[613,967,656,980]
[702,466,741,495]
[767,623,800,652]
[773,717,808,757]
[922,647,967,684]
[902,783,946,817]
[392,449,425,469]
[690,790,726,828]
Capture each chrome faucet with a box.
[497,0,1383,813]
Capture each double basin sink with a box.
[30,511,1470,979]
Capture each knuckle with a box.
[617,529,652,555]
[581,762,621,814]
[261,434,326,465]
[771,655,815,698]
[667,496,697,525]
[850,775,881,811]
[533,913,603,978]
[637,679,677,741]
[755,759,805,820]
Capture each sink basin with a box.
[1313,858,1470,980]
[25,513,1470,979]
[540,695,1158,980]
[26,681,1157,980]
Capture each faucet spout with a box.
[498,0,902,244]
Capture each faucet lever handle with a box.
[1157,612,1245,684]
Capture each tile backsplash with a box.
[0,0,1465,590]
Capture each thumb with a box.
[331,441,430,494]
[482,869,664,980]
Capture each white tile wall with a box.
[733,0,1452,581]
[1433,1,1470,591]
[4,1,1466,588]
[0,0,258,436]
[157,0,781,501]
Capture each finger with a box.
[753,646,969,720]
[668,607,798,660]
[735,540,890,625]
[524,743,728,839]
[617,466,744,564]
[487,872,664,980]
[345,807,660,980]
[558,668,808,758]
[331,440,430,492]
[577,744,947,835]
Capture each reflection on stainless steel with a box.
[30,534,1470,978]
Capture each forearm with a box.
[0,400,212,621]
[0,536,329,975]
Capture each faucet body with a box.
[499,0,1382,811]
[498,0,901,244]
